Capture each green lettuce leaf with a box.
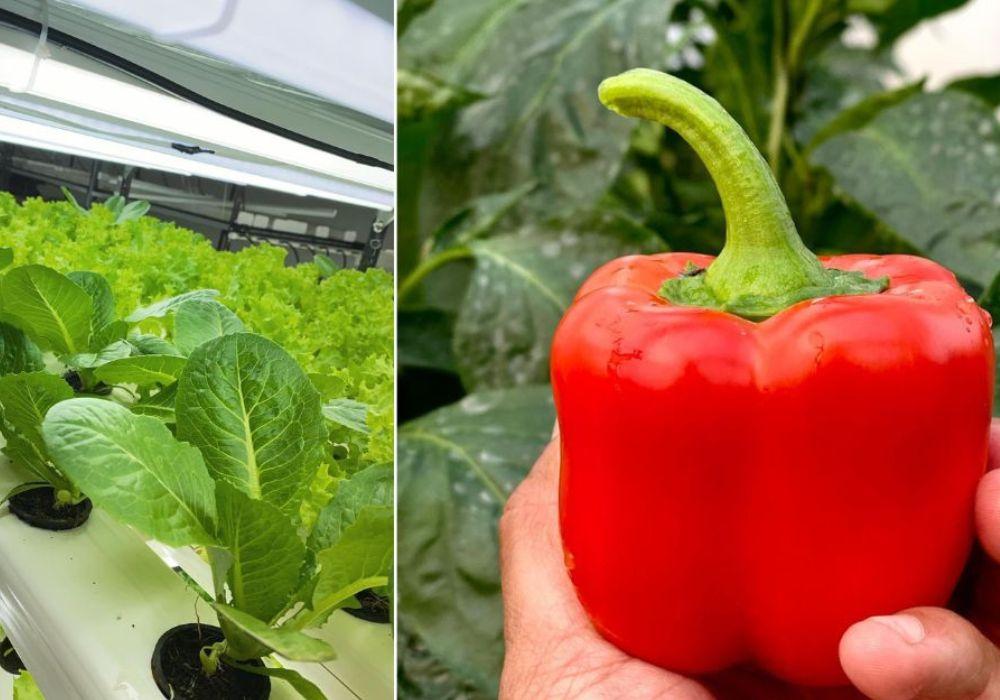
[213,603,335,662]
[321,398,370,434]
[67,270,116,332]
[42,398,217,546]
[174,298,246,355]
[215,482,306,623]
[175,334,326,517]
[93,354,187,386]
[125,289,219,323]
[0,265,92,354]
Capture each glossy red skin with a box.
[552,253,995,686]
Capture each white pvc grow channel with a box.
[0,459,392,699]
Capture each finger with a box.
[975,419,1000,561]
[499,440,589,641]
[840,607,1000,699]
[976,468,1000,562]
[988,419,1000,472]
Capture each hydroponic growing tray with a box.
[0,459,392,699]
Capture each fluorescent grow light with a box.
[0,113,394,210]
[70,0,395,123]
[0,41,393,197]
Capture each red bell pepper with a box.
[551,69,995,686]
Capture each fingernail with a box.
[869,614,925,644]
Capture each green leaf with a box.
[0,264,93,354]
[173,298,246,355]
[948,74,1000,107]
[103,195,125,216]
[0,371,73,446]
[0,371,72,486]
[399,623,492,700]
[66,271,116,332]
[807,81,924,150]
[309,505,392,620]
[65,339,133,369]
[215,482,306,623]
[858,0,971,45]
[226,662,329,700]
[399,0,436,34]
[398,385,554,695]
[308,464,393,553]
[214,603,334,662]
[0,247,13,271]
[398,308,456,372]
[131,383,177,423]
[92,320,129,349]
[397,68,482,124]
[93,354,187,386]
[429,183,535,254]
[126,334,182,356]
[307,373,346,401]
[400,0,676,235]
[42,398,217,546]
[794,44,900,145]
[455,211,661,389]
[0,323,43,374]
[321,398,370,434]
[125,289,219,323]
[13,671,44,700]
[115,199,150,224]
[312,254,337,279]
[60,186,87,214]
[813,90,1000,289]
[175,333,326,516]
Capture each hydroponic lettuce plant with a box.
[0,260,224,505]
[41,332,393,698]
[0,193,393,477]
[60,187,151,225]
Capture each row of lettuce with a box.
[0,194,393,699]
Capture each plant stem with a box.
[200,643,223,676]
[766,0,822,177]
[398,246,473,302]
[767,63,788,177]
[766,1,788,176]
[598,69,886,318]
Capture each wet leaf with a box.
[398,385,554,695]
[401,0,677,232]
[813,90,1000,288]
[454,210,660,389]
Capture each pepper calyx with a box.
[660,268,889,320]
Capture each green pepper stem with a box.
[599,69,884,318]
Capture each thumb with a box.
[839,607,1000,699]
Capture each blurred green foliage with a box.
[398,0,1000,696]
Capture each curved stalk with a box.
[598,69,886,319]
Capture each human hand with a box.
[499,421,1000,699]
